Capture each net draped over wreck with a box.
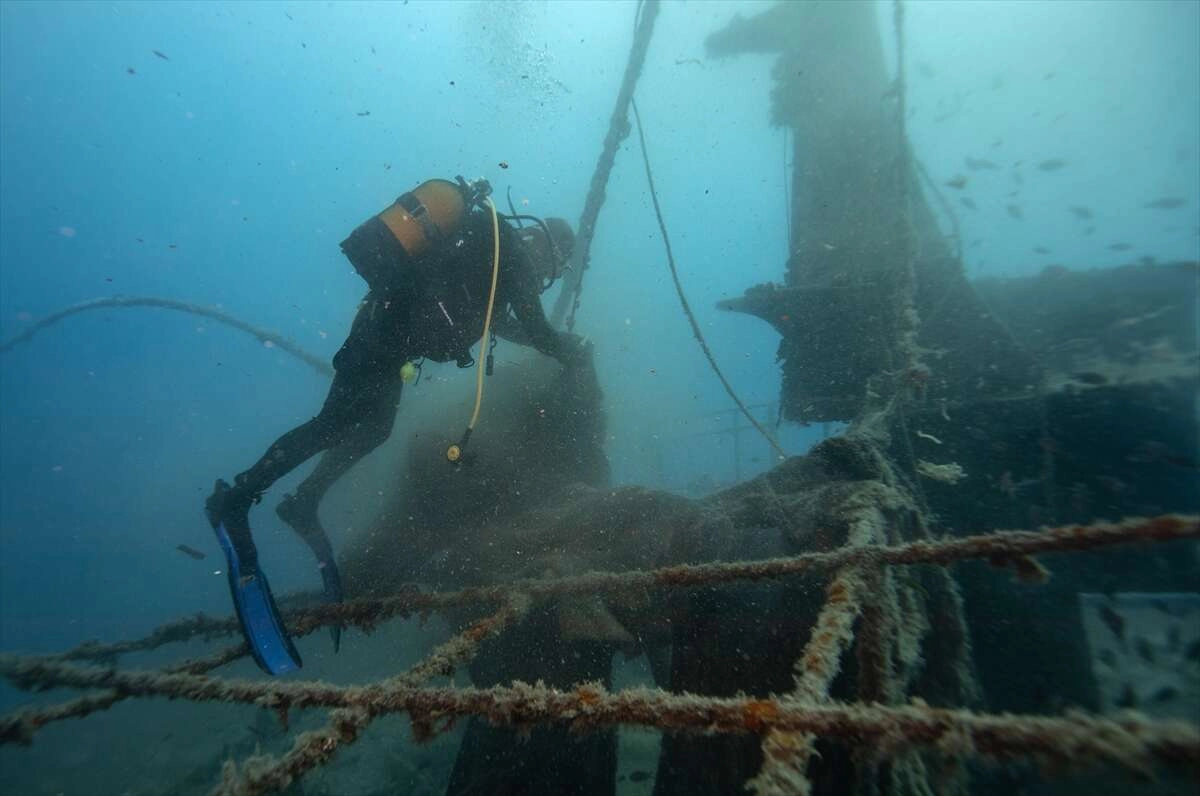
[1,2,1197,795]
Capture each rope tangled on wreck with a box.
[2,514,1197,794]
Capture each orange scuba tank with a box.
[378,179,469,258]
[341,176,492,292]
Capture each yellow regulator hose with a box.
[447,198,502,463]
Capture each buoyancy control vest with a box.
[340,176,499,366]
[408,210,502,367]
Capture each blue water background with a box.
[0,0,1197,696]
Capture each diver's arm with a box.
[501,226,572,362]
[492,309,534,346]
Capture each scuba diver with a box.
[205,176,585,675]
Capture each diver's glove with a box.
[557,332,593,368]
[205,479,303,676]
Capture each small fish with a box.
[1037,158,1067,171]
[1098,603,1126,643]
[1033,246,1051,254]
[1163,453,1200,469]
[1107,242,1131,251]
[176,544,206,561]
[126,67,136,75]
[1069,206,1093,220]
[153,50,170,61]
[959,197,977,210]
[356,110,371,116]
[1127,441,1184,466]
[1115,683,1137,709]
[498,161,509,169]
[1144,197,1185,210]
[1134,637,1155,664]
[1006,204,1023,220]
[1150,686,1179,704]
[1130,439,1200,470]
[628,771,652,783]
[1072,371,1107,385]
[944,175,968,190]
[674,58,703,67]
[965,156,998,170]
[997,471,1042,497]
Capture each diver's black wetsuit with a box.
[219,209,575,567]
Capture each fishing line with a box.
[629,98,788,461]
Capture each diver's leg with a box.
[276,373,402,651]
[276,351,402,535]
[276,397,400,560]
[212,294,396,527]
[207,362,383,566]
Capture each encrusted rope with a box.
[2,659,1197,778]
[750,506,886,794]
[214,595,531,796]
[22,514,1198,669]
[550,0,661,330]
[1,514,1194,748]
[0,296,332,377]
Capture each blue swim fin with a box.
[213,521,302,675]
[276,492,344,655]
[317,557,343,653]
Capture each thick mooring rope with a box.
[216,595,531,796]
[550,0,661,331]
[0,295,333,377]
[5,659,1198,779]
[3,514,1194,747]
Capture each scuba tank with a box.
[341,176,492,293]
